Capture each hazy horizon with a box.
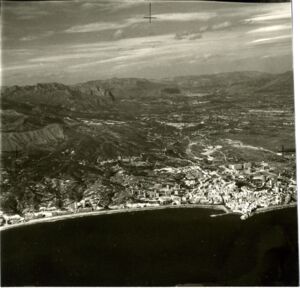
[0,69,293,88]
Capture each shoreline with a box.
[0,204,227,232]
[252,202,297,216]
[0,203,296,232]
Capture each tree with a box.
[69,180,86,203]
[23,187,42,211]
[1,194,21,214]
[44,178,65,209]
[113,187,136,206]
[1,171,29,214]
[97,187,114,209]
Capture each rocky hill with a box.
[2,124,64,152]
[173,71,295,95]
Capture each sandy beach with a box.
[0,203,296,232]
[0,204,228,232]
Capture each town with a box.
[0,156,297,228]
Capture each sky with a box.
[1,0,294,85]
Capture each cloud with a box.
[65,22,126,33]
[245,5,291,22]
[249,34,291,44]
[80,1,143,11]
[65,34,193,70]
[22,34,174,68]
[247,12,290,22]
[28,52,111,63]
[113,29,123,39]
[4,5,49,20]
[20,36,38,42]
[175,31,190,40]
[20,31,54,42]
[247,24,291,34]
[155,12,216,22]
[68,48,154,70]
[65,32,228,73]
[173,21,229,41]
[211,21,231,30]
[199,25,209,32]
[65,12,216,33]
[188,33,203,40]
[175,31,203,40]
[2,63,44,72]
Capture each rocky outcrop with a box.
[2,124,64,151]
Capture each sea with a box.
[1,207,299,286]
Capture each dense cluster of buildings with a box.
[0,158,297,227]
[131,161,296,218]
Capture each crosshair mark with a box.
[143,2,157,23]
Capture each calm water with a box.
[1,207,299,286]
